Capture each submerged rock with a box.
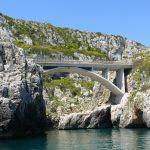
[58,105,112,129]
[0,42,46,138]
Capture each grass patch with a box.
[80,81,94,90]
[44,78,81,98]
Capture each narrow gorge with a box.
[0,13,150,138]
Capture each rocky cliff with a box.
[0,13,150,130]
[0,26,46,138]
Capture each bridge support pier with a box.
[116,68,125,93]
[102,68,109,80]
[115,68,125,104]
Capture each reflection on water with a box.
[111,129,150,150]
[0,135,47,150]
[0,129,150,150]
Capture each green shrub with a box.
[16,41,107,59]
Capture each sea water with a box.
[0,128,150,150]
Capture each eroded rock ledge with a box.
[58,105,112,129]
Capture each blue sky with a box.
[0,0,150,47]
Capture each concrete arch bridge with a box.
[32,58,133,104]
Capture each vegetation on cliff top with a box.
[15,42,107,59]
[0,13,107,59]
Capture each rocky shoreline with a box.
[51,103,148,130]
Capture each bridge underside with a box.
[44,67,124,96]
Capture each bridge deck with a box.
[33,59,133,71]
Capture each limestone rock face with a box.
[142,90,150,128]
[19,35,33,45]
[111,103,145,128]
[58,105,112,129]
[119,106,144,128]
[0,27,13,43]
[0,41,46,138]
[0,16,6,24]
[111,105,123,127]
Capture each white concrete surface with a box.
[44,67,124,96]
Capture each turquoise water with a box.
[0,129,150,150]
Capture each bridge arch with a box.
[43,67,124,96]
